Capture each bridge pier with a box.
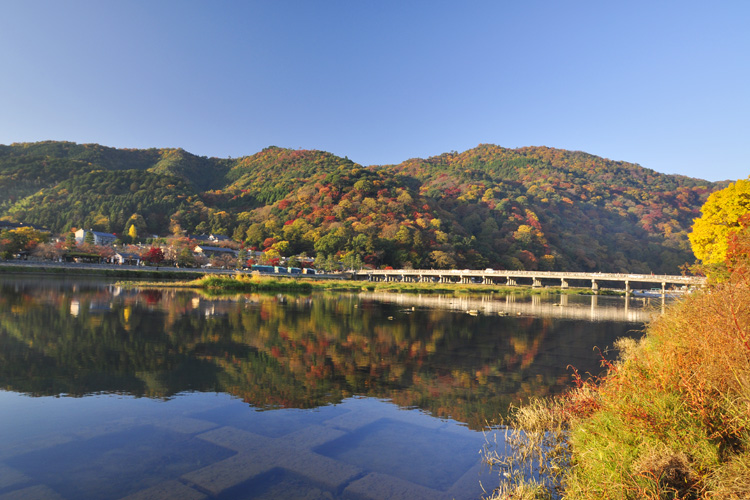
[591,279,599,294]
[561,278,568,289]
[506,277,516,286]
[483,277,493,285]
[625,281,630,295]
[532,277,542,288]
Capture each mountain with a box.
[0,141,726,273]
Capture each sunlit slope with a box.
[0,141,726,273]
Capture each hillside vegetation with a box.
[0,141,726,273]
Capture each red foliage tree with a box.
[142,247,165,265]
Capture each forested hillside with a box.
[0,141,726,273]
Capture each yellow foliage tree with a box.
[689,178,750,264]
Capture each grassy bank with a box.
[190,273,315,292]
[487,277,750,498]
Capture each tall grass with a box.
[486,275,750,499]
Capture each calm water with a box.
[0,277,654,499]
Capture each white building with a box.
[74,229,117,246]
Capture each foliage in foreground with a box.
[689,178,750,265]
[486,267,750,498]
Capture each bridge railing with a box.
[359,268,705,284]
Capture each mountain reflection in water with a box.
[0,278,650,429]
[0,278,655,499]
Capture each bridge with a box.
[355,269,706,294]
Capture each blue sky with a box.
[1,1,748,181]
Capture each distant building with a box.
[75,229,117,246]
[189,234,231,243]
[113,252,141,265]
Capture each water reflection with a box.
[360,291,662,323]
[0,278,646,429]
[0,278,651,499]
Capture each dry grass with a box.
[485,275,750,499]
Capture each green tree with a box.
[177,247,196,267]
[287,255,300,268]
[237,248,248,269]
[65,231,77,249]
[245,223,265,247]
[84,230,95,245]
[314,231,345,256]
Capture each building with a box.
[189,234,231,243]
[74,229,117,246]
[113,252,141,265]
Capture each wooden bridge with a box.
[355,269,706,294]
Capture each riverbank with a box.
[0,261,626,296]
[0,261,206,280]
[487,275,750,498]
[116,273,520,294]
[117,272,609,296]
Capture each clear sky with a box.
[1,1,748,181]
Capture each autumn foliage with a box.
[0,141,727,272]
[689,177,750,265]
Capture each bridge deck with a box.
[356,269,705,290]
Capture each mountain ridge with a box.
[0,141,726,273]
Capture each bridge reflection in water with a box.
[359,292,668,323]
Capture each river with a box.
[0,276,656,499]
